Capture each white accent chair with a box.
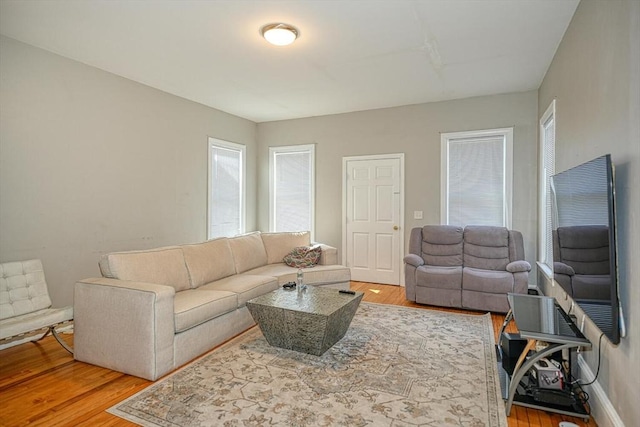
[0,259,73,353]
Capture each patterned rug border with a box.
[108,302,506,427]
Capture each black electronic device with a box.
[282,282,296,290]
[339,289,356,295]
[551,154,622,344]
[500,332,528,358]
[531,389,576,407]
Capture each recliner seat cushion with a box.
[463,267,514,293]
[416,266,462,290]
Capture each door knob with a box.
[393,226,399,230]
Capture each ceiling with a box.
[0,0,579,123]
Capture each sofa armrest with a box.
[553,262,575,276]
[314,243,338,265]
[74,277,176,381]
[403,254,425,267]
[506,260,531,273]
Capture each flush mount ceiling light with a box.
[261,23,299,46]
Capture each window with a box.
[269,144,315,235]
[441,128,513,228]
[539,100,556,270]
[208,138,245,239]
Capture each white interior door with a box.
[344,155,403,285]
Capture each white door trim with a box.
[342,153,405,286]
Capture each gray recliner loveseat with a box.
[404,225,531,313]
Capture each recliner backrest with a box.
[463,226,513,271]
[418,225,463,267]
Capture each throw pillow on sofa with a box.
[283,245,322,268]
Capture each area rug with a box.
[108,302,507,426]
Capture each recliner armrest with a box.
[403,254,425,267]
[506,260,531,273]
[553,262,575,276]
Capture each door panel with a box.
[345,157,401,285]
[352,233,369,268]
[376,234,393,270]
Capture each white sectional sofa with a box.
[74,231,350,380]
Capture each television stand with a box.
[498,293,592,420]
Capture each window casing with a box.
[269,144,315,236]
[539,100,556,269]
[441,128,513,228]
[208,138,245,239]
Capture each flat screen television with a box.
[550,154,620,344]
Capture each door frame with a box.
[342,153,405,286]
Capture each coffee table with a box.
[246,286,363,356]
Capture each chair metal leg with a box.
[35,327,52,341]
[35,325,74,354]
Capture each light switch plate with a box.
[414,211,423,220]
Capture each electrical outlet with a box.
[413,211,423,220]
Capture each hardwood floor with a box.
[0,282,594,427]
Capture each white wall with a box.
[257,91,539,283]
[0,37,258,307]
[538,1,639,425]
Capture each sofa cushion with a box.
[173,289,238,333]
[463,226,510,271]
[182,238,236,288]
[245,263,351,286]
[416,266,462,290]
[261,231,311,265]
[199,275,279,307]
[0,259,52,319]
[283,245,322,268]
[421,225,463,267]
[462,267,514,293]
[228,232,268,274]
[99,247,191,292]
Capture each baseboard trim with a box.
[577,355,624,427]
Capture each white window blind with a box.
[539,101,556,268]
[208,138,245,239]
[269,145,315,234]
[441,128,513,228]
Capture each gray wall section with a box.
[538,1,639,426]
[0,37,258,307]
[257,92,539,284]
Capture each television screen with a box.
[550,154,620,344]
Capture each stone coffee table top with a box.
[246,286,363,356]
